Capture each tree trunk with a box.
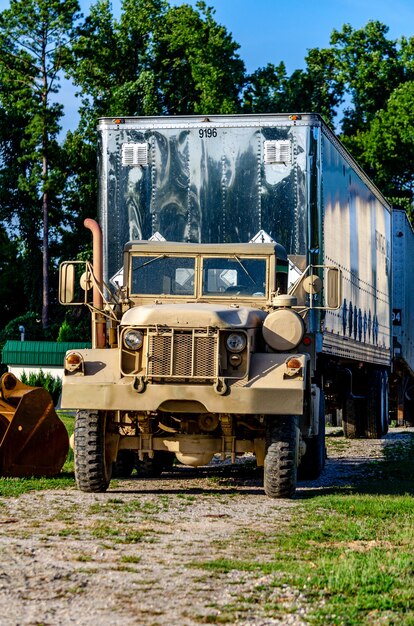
[42,157,49,329]
[41,27,49,330]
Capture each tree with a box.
[153,1,245,114]
[0,0,81,329]
[242,48,342,126]
[0,226,28,328]
[330,21,405,136]
[242,62,288,114]
[323,23,414,212]
[352,81,414,216]
[69,0,244,119]
[68,0,165,129]
[0,74,41,316]
[301,47,344,124]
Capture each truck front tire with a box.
[264,416,297,498]
[74,410,112,492]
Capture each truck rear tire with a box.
[113,450,136,478]
[74,410,112,492]
[298,391,326,480]
[135,451,175,477]
[364,370,388,438]
[264,416,297,498]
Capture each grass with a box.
[192,433,414,626]
[87,498,166,517]
[88,519,158,544]
[120,555,142,564]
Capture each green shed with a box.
[1,341,91,378]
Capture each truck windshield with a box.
[202,257,267,297]
[130,255,196,296]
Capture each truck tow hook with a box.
[133,376,146,393]
[213,378,228,395]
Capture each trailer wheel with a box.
[298,392,326,480]
[403,379,414,426]
[263,416,297,498]
[74,410,112,492]
[404,399,414,427]
[113,450,136,478]
[364,370,389,438]
[342,397,360,438]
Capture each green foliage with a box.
[328,22,414,209]
[0,227,28,329]
[343,81,414,215]
[56,320,75,343]
[69,0,244,119]
[330,21,405,135]
[0,0,82,328]
[20,369,62,405]
[243,47,343,126]
[153,1,245,114]
[0,312,45,344]
[68,0,165,123]
[57,313,91,342]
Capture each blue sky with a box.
[1,0,413,130]
[170,0,414,74]
[84,0,414,74]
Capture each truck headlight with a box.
[124,329,144,350]
[226,333,246,353]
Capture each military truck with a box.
[59,113,411,497]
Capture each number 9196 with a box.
[199,128,217,138]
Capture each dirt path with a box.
[0,428,412,626]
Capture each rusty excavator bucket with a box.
[0,372,69,478]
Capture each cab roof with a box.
[124,241,288,261]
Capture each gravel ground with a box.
[0,427,412,626]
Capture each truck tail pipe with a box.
[84,218,106,348]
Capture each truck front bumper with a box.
[61,350,308,416]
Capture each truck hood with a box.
[121,303,267,329]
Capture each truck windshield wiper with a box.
[133,254,166,271]
[233,255,256,285]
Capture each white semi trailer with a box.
[58,113,413,497]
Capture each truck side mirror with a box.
[326,268,342,309]
[59,263,76,304]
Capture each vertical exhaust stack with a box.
[84,218,106,348]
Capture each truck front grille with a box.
[147,328,218,379]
